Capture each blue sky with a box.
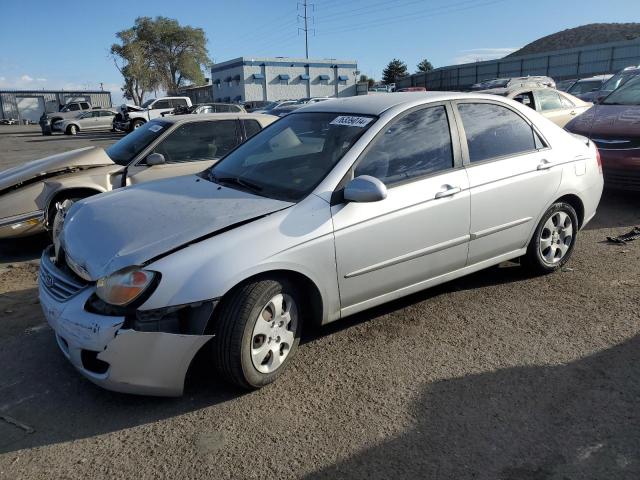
[1,0,638,104]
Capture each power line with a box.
[316,0,507,36]
[297,1,315,58]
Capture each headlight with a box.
[96,268,157,306]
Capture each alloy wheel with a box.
[250,293,298,374]
[539,211,573,265]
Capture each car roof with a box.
[157,112,276,124]
[575,74,612,82]
[298,91,492,115]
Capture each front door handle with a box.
[537,159,553,171]
[435,185,461,199]
[569,110,577,116]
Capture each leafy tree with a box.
[382,59,408,85]
[359,74,376,89]
[111,17,211,103]
[110,28,159,105]
[135,16,211,92]
[416,59,434,73]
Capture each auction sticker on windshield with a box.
[330,116,373,127]
[149,124,163,132]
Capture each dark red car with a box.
[566,76,640,191]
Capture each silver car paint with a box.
[60,175,293,280]
[41,92,604,395]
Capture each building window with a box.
[233,74,241,86]
[279,74,290,85]
[338,75,349,83]
[318,74,330,84]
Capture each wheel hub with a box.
[539,210,574,265]
[250,293,298,374]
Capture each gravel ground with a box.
[0,127,639,479]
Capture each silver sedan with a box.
[52,109,117,135]
[39,92,603,395]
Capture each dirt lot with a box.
[0,127,639,479]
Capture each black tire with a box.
[213,277,302,389]
[130,119,145,132]
[523,202,579,274]
[66,125,78,135]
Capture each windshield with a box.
[140,99,156,108]
[602,76,640,105]
[568,80,602,95]
[105,120,170,166]
[601,71,638,92]
[207,112,376,202]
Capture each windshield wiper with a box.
[210,173,263,193]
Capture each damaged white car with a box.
[0,113,276,239]
[40,93,603,396]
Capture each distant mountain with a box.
[507,23,640,57]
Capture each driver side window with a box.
[355,106,453,186]
[151,121,239,164]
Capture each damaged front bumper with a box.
[0,210,45,239]
[38,247,213,396]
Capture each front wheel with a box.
[213,278,302,389]
[523,202,578,274]
[130,119,145,131]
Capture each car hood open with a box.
[60,175,293,280]
[0,147,115,192]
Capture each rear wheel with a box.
[66,124,78,135]
[523,202,578,274]
[213,278,302,389]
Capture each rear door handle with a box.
[537,159,553,171]
[435,185,461,199]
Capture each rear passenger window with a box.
[355,106,453,185]
[457,103,537,163]
[536,90,563,111]
[243,120,262,139]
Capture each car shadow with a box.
[0,234,49,267]
[584,189,640,231]
[24,131,124,142]
[305,334,640,479]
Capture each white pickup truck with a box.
[113,97,192,132]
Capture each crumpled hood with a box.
[0,147,114,192]
[60,175,293,280]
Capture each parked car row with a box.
[479,85,590,127]
[0,92,605,396]
[565,75,640,191]
[0,113,277,239]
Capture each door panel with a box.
[465,153,561,263]
[455,101,563,264]
[333,170,470,308]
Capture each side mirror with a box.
[146,153,166,166]
[344,175,387,203]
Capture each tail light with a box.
[595,147,603,175]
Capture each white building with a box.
[210,56,358,102]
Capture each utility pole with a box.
[298,1,314,59]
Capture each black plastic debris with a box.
[607,227,640,244]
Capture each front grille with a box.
[592,136,640,150]
[40,247,89,302]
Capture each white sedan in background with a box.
[481,86,591,127]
